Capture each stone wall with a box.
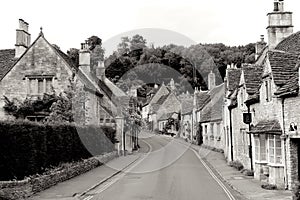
[0,152,117,200]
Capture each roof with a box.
[200,95,223,123]
[275,72,299,97]
[243,64,263,95]
[195,91,210,111]
[0,49,16,81]
[268,50,299,87]
[158,112,178,121]
[250,120,282,134]
[275,31,300,54]
[227,68,241,91]
[181,98,194,115]
[156,94,169,105]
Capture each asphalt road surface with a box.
[82,134,243,200]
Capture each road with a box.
[80,134,243,200]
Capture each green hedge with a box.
[0,120,116,181]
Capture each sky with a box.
[1,0,300,56]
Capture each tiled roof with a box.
[275,31,300,54]
[275,72,299,97]
[0,49,16,81]
[250,120,282,134]
[52,46,77,69]
[268,50,299,86]
[227,68,241,91]
[243,64,263,95]
[181,98,194,115]
[195,91,210,111]
[156,94,169,105]
[158,112,178,121]
[200,95,223,123]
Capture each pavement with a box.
[176,138,293,200]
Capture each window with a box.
[268,135,282,164]
[265,79,272,102]
[254,135,267,161]
[27,76,53,95]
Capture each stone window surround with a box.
[25,75,55,96]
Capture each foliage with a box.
[0,120,116,181]
[261,183,277,190]
[3,94,57,119]
[165,117,180,131]
[228,160,244,171]
[105,35,256,94]
[241,169,254,176]
[293,183,300,200]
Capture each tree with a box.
[117,36,130,55]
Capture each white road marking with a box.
[178,140,236,200]
[82,139,153,200]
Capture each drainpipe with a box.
[282,97,289,190]
[229,107,234,161]
[247,104,253,171]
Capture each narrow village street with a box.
[29,132,244,200]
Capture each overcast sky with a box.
[1,0,300,56]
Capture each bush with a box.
[241,169,254,176]
[0,120,116,181]
[228,160,244,171]
[293,183,300,200]
[261,183,277,190]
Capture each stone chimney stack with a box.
[255,35,267,60]
[169,78,175,91]
[15,19,31,58]
[208,71,216,91]
[96,61,105,81]
[79,41,91,74]
[267,0,293,49]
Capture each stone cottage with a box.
[0,19,127,149]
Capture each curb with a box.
[175,138,249,200]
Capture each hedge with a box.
[0,120,116,181]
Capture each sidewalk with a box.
[178,138,293,200]
[28,154,141,200]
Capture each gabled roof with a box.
[275,31,300,54]
[268,50,299,87]
[250,120,282,134]
[156,94,170,105]
[227,68,241,91]
[181,98,193,115]
[158,112,178,121]
[195,91,210,111]
[0,49,16,81]
[243,64,263,95]
[275,72,299,97]
[200,95,223,123]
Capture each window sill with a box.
[255,161,268,164]
[267,163,284,168]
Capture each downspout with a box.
[247,104,253,171]
[229,107,234,161]
[282,97,289,190]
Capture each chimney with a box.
[15,19,31,58]
[267,0,293,49]
[96,61,105,81]
[208,71,216,90]
[169,78,175,91]
[79,41,91,74]
[255,35,267,60]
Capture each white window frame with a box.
[254,134,267,162]
[268,135,282,164]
